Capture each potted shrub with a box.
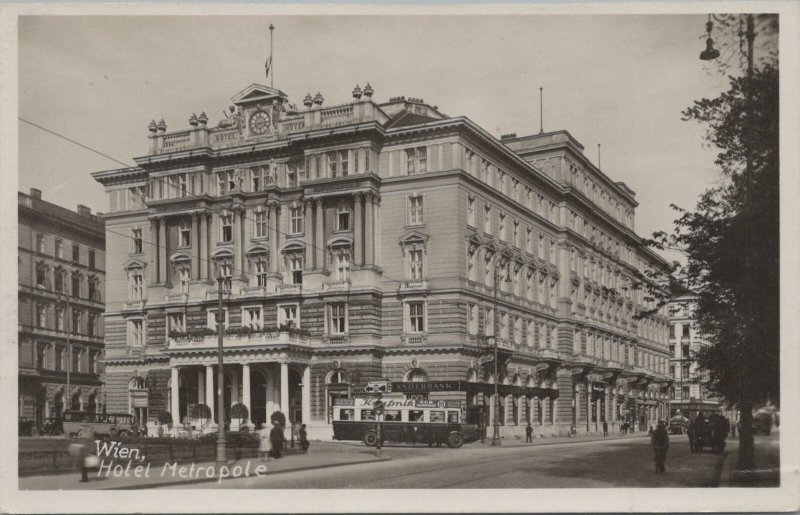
[230,403,249,431]
[157,411,173,436]
[191,403,213,433]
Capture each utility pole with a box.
[215,275,227,470]
[64,292,71,414]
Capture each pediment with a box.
[169,251,192,263]
[399,230,429,245]
[245,243,269,255]
[122,258,147,270]
[231,83,288,106]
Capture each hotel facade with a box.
[18,189,106,433]
[93,82,672,439]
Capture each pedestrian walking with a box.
[651,420,670,474]
[258,423,271,462]
[525,423,533,443]
[299,423,310,453]
[269,421,285,459]
[602,420,608,437]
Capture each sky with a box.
[17,14,733,264]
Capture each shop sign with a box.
[390,381,462,393]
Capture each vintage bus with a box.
[62,411,137,439]
[332,398,478,448]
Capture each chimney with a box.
[77,204,92,217]
[30,188,42,199]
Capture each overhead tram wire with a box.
[21,117,412,286]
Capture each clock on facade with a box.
[249,110,271,136]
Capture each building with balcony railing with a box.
[668,282,723,418]
[18,189,105,433]
[93,82,672,439]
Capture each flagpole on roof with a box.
[269,23,275,88]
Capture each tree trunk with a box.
[737,402,755,471]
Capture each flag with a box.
[265,56,272,79]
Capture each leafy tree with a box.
[649,22,778,472]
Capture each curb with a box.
[108,456,393,490]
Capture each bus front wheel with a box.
[447,432,464,449]
[363,431,379,447]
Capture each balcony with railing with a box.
[123,299,146,311]
[164,292,188,304]
[168,330,308,351]
[325,281,350,292]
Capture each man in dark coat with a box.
[269,423,285,459]
[651,420,670,473]
[603,420,608,437]
[299,423,310,453]
[525,423,533,443]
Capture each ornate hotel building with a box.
[18,189,105,433]
[93,82,672,438]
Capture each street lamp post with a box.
[215,275,227,469]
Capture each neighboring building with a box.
[18,189,105,432]
[668,283,723,419]
[92,82,672,439]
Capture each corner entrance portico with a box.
[168,351,311,435]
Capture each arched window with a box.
[327,369,349,384]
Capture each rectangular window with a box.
[55,239,63,259]
[485,308,495,336]
[498,213,506,241]
[286,163,298,187]
[36,234,45,254]
[408,301,425,333]
[55,306,65,331]
[72,349,81,373]
[405,147,427,175]
[179,220,191,247]
[129,320,144,347]
[132,228,143,254]
[408,195,423,225]
[682,325,690,338]
[467,196,476,227]
[484,254,493,287]
[72,309,81,334]
[329,303,347,334]
[513,221,520,247]
[255,210,268,239]
[290,256,303,285]
[178,174,188,197]
[207,308,229,331]
[168,312,185,334]
[178,267,190,293]
[337,205,351,231]
[279,304,299,328]
[468,304,478,335]
[484,205,492,234]
[430,411,446,423]
[37,304,47,328]
[408,249,423,280]
[328,152,338,177]
[54,271,64,293]
[219,262,232,290]
[88,250,95,270]
[251,167,262,192]
[87,279,96,301]
[339,150,349,176]
[244,307,263,329]
[87,313,97,337]
[131,272,143,300]
[467,249,477,281]
[339,408,355,421]
[290,207,303,235]
[72,243,80,263]
[255,260,268,287]
[220,215,233,242]
[72,275,81,298]
[334,252,350,282]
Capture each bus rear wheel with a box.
[363,431,379,447]
[447,432,464,449]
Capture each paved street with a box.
[167,434,725,489]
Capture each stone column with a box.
[280,363,290,421]
[233,208,243,279]
[242,364,251,415]
[170,367,180,426]
[206,365,215,420]
[231,367,239,406]
[158,217,167,285]
[315,199,324,269]
[200,213,209,280]
[266,367,276,418]
[365,194,374,266]
[304,200,313,255]
[191,213,200,280]
[198,369,205,404]
[515,396,522,426]
[353,194,363,267]
[302,365,311,425]
[586,384,592,432]
[147,217,157,285]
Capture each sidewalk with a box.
[20,449,390,490]
[717,429,780,487]
[466,430,652,448]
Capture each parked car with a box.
[669,415,689,434]
[753,412,773,435]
